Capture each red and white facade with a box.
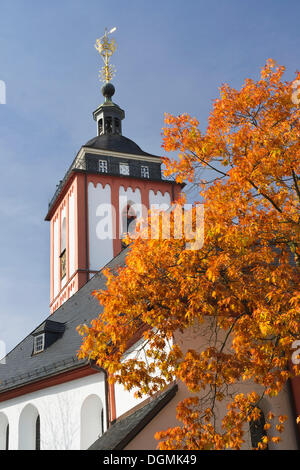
[46,149,181,314]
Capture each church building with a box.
[0,30,182,450]
[0,31,299,451]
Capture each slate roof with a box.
[0,249,129,394]
[33,319,66,336]
[88,384,178,450]
[84,134,161,158]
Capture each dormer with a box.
[32,320,65,355]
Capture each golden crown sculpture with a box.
[95,27,117,83]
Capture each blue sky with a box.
[0,0,299,354]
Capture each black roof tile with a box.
[84,134,161,158]
[0,249,129,393]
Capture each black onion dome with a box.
[84,134,160,158]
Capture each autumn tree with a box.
[78,60,300,450]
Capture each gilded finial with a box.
[95,27,117,83]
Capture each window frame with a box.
[60,248,66,280]
[141,165,150,178]
[119,163,130,176]
[99,160,108,173]
[33,334,45,355]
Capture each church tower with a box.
[45,30,181,313]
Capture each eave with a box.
[0,361,96,403]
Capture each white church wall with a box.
[114,336,173,419]
[0,412,8,450]
[88,182,114,272]
[0,373,107,450]
[114,337,148,418]
[149,190,171,212]
[114,381,145,420]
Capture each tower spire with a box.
[93,28,125,136]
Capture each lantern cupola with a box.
[93,82,125,136]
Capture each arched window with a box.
[249,407,268,449]
[121,203,137,249]
[123,204,137,234]
[114,118,120,134]
[36,415,40,450]
[0,412,9,450]
[60,216,67,280]
[61,217,66,253]
[19,404,41,450]
[5,423,9,450]
[98,118,103,135]
[105,117,112,134]
[80,395,104,450]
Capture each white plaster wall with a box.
[114,382,145,420]
[115,337,148,418]
[114,336,172,419]
[0,412,8,450]
[149,190,171,212]
[68,191,75,277]
[53,217,59,298]
[119,186,142,237]
[88,183,114,272]
[0,373,107,450]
